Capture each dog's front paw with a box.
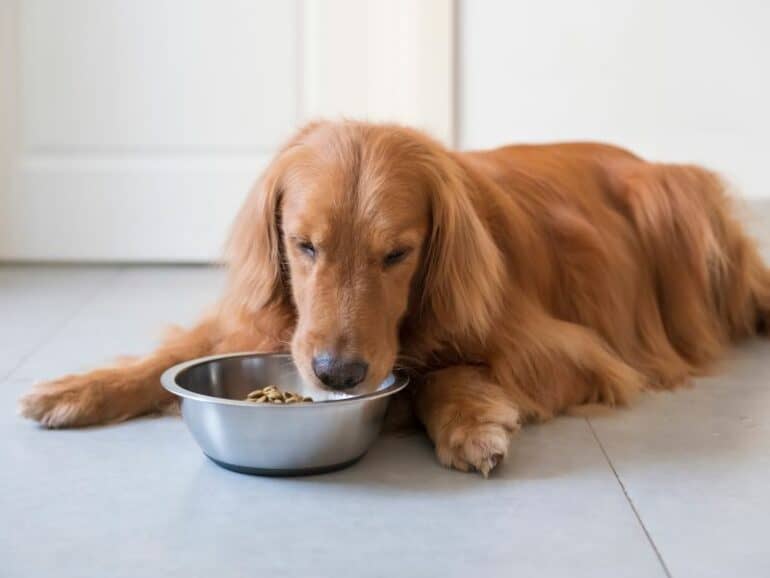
[435,420,518,477]
[18,375,108,428]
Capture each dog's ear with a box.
[225,123,322,313]
[418,150,505,341]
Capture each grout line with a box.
[0,266,127,384]
[586,418,673,578]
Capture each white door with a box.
[0,0,452,262]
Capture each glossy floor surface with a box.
[1,265,769,578]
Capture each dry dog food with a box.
[244,385,313,404]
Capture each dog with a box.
[19,120,770,476]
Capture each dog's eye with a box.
[383,248,410,268]
[298,240,316,259]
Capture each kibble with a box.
[244,385,313,404]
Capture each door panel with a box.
[0,0,453,261]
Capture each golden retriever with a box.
[19,121,770,476]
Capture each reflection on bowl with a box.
[161,353,408,476]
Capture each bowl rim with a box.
[160,352,409,408]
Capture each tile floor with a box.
[1,264,768,578]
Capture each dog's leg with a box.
[415,317,647,476]
[18,318,223,428]
[499,316,648,415]
[415,366,521,477]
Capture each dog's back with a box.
[461,142,770,388]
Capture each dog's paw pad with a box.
[436,422,516,477]
[18,378,104,428]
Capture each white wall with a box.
[5,0,765,262]
[459,0,770,199]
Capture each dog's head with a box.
[227,122,503,394]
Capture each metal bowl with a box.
[161,353,408,476]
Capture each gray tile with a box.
[2,375,664,578]
[0,266,121,378]
[0,266,666,578]
[11,265,225,381]
[590,339,770,578]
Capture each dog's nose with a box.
[311,354,368,390]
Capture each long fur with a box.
[19,121,770,474]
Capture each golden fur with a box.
[19,121,770,476]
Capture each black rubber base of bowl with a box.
[206,454,364,477]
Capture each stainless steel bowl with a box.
[161,353,408,476]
